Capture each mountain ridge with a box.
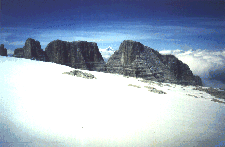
[105,40,203,86]
[5,38,202,86]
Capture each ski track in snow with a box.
[0,56,225,147]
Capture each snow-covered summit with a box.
[105,46,114,52]
[99,46,115,62]
[99,46,115,52]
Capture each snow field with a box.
[0,56,224,147]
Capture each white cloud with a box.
[8,41,24,45]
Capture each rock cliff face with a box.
[0,44,7,56]
[23,38,41,59]
[106,40,202,86]
[45,40,105,71]
[13,48,24,58]
[12,38,105,71]
[13,38,46,61]
[160,54,202,85]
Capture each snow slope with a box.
[0,56,224,147]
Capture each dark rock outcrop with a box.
[106,40,202,86]
[13,38,46,61]
[0,44,7,56]
[45,40,105,71]
[193,86,225,100]
[13,48,24,58]
[62,70,96,79]
[23,38,41,59]
[12,38,105,71]
[144,85,167,94]
[160,54,202,86]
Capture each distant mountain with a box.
[105,46,114,52]
[99,46,115,62]
[7,49,14,56]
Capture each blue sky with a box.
[1,0,224,51]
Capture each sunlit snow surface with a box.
[0,56,224,147]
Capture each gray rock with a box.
[128,84,141,88]
[13,38,46,61]
[62,70,96,79]
[211,99,225,104]
[193,86,225,100]
[160,54,202,86]
[186,94,198,98]
[144,86,166,94]
[164,84,172,87]
[0,44,7,56]
[13,48,24,58]
[45,40,106,72]
[106,40,203,86]
[23,38,41,59]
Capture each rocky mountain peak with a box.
[45,39,106,71]
[13,38,46,61]
[106,40,203,86]
[0,44,7,56]
[106,46,114,52]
